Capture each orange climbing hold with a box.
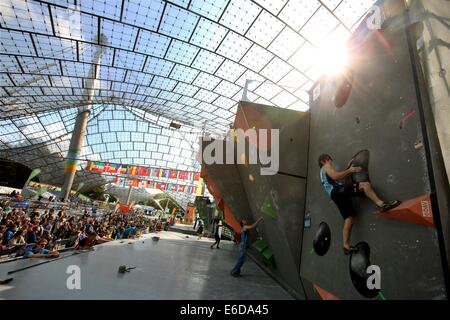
[313,284,340,300]
[375,194,434,227]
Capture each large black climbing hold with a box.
[313,222,331,256]
[346,149,370,184]
[334,69,353,109]
[349,242,380,298]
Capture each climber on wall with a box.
[318,154,401,255]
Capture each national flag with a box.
[103,162,111,173]
[161,169,169,178]
[137,166,150,176]
[177,185,185,192]
[157,182,167,190]
[108,163,118,173]
[178,171,187,180]
[169,170,178,179]
[127,166,138,175]
[138,180,148,188]
[194,172,200,181]
[150,168,158,177]
[92,161,104,172]
[117,165,127,174]
[85,161,93,171]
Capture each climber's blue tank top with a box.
[320,167,343,196]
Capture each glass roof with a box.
[0,0,376,204]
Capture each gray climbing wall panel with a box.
[233,102,309,296]
[300,0,447,300]
[200,144,254,227]
[201,102,310,297]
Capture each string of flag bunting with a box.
[113,177,197,194]
[85,161,200,181]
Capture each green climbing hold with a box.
[261,193,278,219]
[261,247,275,267]
[252,239,269,253]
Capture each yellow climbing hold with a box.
[241,153,249,167]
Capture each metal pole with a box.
[60,34,107,201]
[126,187,133,205]
[60,109,90,201]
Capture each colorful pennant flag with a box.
[169,170,178,179]
[137,166,150,176]
[161,169,169,178]
[127,166,138,175]
[151,168,160,177]
[177,171,186,180]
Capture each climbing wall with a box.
[300,0,447,300]
[233,102,309,297]
[201,102,310,297]
[200,140,254,232]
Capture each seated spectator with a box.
[2,224,15,246]
[20,239,59,258]
[26,225,39,244]
[55,221,71,241]
[0,225,5,251]
[67,228,82,248]
[7,228,26,248]
[76,231,98,250]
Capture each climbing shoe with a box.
[378,200,401,212]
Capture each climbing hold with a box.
[313,284,340,300]
[249,174,254,182]
[375,194,434,227]
[414,139,423,150]
[346,149,370,184]
[355,116,360,124]
[304,212,311,228]
[334,69,353,108]
[241,153,249,167]
[261,193,278,219]
[349,242,380,298]
[400,109,416,129]
[313,222,331,256]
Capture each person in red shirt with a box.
[76,231,98,250]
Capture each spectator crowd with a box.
[0,197,166,260]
